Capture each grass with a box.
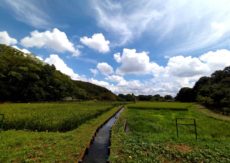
[0,103,120,162]
[0,101,116,131]
[195,104,230,121]
[110,102,230,163]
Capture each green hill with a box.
[0,44,117,102]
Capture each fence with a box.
[176,118,197,140]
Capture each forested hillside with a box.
[0,44,117,102]
[176,66,230,112]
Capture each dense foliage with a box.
[0,44,116,102]
[118,93,173,101]
[176,66,230,112]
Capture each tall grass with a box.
[0,101,116,131]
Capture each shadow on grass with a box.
[128,107,188,111]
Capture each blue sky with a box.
[1,0,230,96]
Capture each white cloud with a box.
[21,28,80,56]
[90,68,98,77]
[113,53,121,63]
[152,49,230,95]
[89,78,115,92]
[91,0,230,53]
[36,56,43,61]
[106,75,124,83]
[199,49,230,71]
[1,0,50,28]
[44,54,81,80]
[92,0,162,45]
[166,56,209,77]
[97,62,114,75]
[68,48,230,96]
[115,48,163,75]
[0,31,17,45]
[12,45,30,54]
[92,49,230,96]
[40,49,230,96]
[80,33,110,53]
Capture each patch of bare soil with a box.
[166,144,192,154]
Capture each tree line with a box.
[176,66,230,113]
[118,93,174,102]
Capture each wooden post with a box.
[194,119,197,140]
[0,114,4,131]
[124,120,127,132]
[176,118,198,140]
[176,118,179,138]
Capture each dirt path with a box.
[195,104,230,121]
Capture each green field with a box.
[110,102,230,163]
[1,101,229,162]
[0,102,115,131]
[0,101,120,162]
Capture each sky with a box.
[1,0,230,96]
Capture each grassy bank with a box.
[110,102,230,163]
[0,103,120,162]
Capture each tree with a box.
[175,87,195,102]
[164,95,173,101]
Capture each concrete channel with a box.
[79,107,124,163]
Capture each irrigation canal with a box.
[80,107,124,163]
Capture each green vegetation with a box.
[110,102,230,163]
[176,66,230,113]
[0,44,116,102]
[0,104,119,162]
[118,94,174,102]
[0,101,116,131]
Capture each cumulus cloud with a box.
[12,45,31,54]
[151,49,230,95]
[92,49,230,96]
[166,56,209,77]
[51,48,229,96]
[115,48,163,75]
[199,49,230,71]
[0,31,17,45]
[45,54,81,80]
[80,33,110,53]
[21,28,80,56]
[96,62,114,75]
[106,75,125,83]
[39,49,230,96]
[89,78,115,91]
[113,53,121,63]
